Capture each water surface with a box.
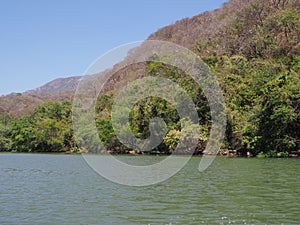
[0,154,299,224]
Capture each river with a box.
[0,154,299,224]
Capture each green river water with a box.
[0,154,299,224]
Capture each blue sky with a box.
[0,0,227,95]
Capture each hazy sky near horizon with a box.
[0,0,227,95]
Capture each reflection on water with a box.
[0,154,299,224]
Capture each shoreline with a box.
[1,150,299,158]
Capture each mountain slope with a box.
[149,0,300,58]
[24,76,81,95]
[93,0,300,155]
[0,76,80,117]
[1,0,299,155]
[1,0,299,119]
[0,92,74,117]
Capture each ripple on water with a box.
[0,154,299,224]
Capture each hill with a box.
[1,0,299,156]
[24,76,81,95]
[0,76,80,117]
[0,92,74,118]
[83,0,300,156]
[149,0,299,58]
[1,0,299,117]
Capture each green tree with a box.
[10,101,76,153]
[0,114,13,151]
[254,72,300,155]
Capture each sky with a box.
[0,0,227,96]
